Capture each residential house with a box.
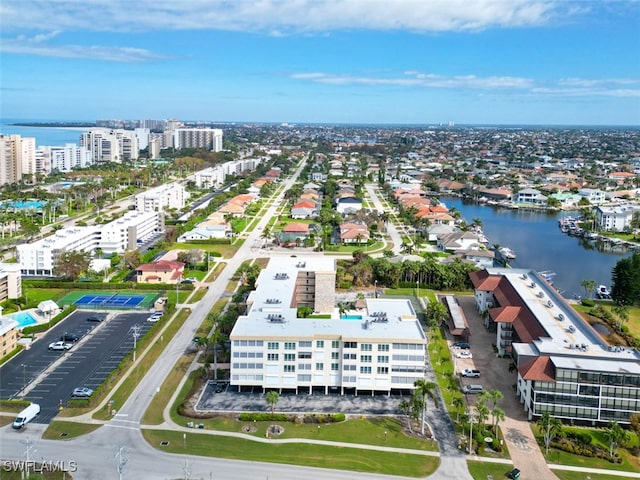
[135,260,185,284]
[291,200,318,219]
[339,222,370,244]
[336,197,363,215]
[513,188,548,206]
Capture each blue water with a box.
[1,200,45,210]
[443,198,631,298]
[9,312,37,329]
[0,119,88,147]
[342,315,363,320]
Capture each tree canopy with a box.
[611,252,640,306]
[53,250,92,280]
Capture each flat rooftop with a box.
[231,257,427,342]
[488,267,640,368]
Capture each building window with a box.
[332,340,340,348]
[268,342,279,350]
[360,355,372,363]
[377,344,389,352]
[331,363,339,371]
[284,354,296,361]
[344,342,357,349]
[316,340,324,348]
[377,366,389,374]
[299,341,312,347]
[284,342,296,350]
[360,344,372,351]
[331,352,339,359]
[298,352,312,359]
[343,353,356,360]
[377,355,389,363]
[284,365,295,372]
[315,362,324,370]
[267,353,279,361]
[360,366,372,374]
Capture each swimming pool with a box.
[1,200,45,210]
[341,314,363,320]
[9,312,37,329]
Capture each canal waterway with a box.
[442,198,632,299]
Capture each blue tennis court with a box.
[74,293,146,307]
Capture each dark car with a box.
[452,342,470,349]
[61,332,80,342]
[87,315,104,322]
[507,468,521,479]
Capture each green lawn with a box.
[24,288,68,307]
[142,429,439,478]
[42,421,102,439]
[552,470,638,480]
[467,460,514,480]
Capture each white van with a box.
[462,384,484,394]
[12,403,40,429]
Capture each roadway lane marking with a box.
[104,424,139,430]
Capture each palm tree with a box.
[452,396,465,423]
[580,279,596,299]
[398,399,417,434]
[265,390,280,414]
[537,412,563,455]
[413,379,437,436]
[491,406,505,435]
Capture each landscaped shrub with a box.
[238,412,290,422]
[581,298,595,307]
[302,413,346,424]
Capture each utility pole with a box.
[22,437,36,477]
[130,325,142,362]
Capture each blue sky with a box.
[1,0,639,125]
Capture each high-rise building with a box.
[0,134,35,185]
[80,129,139,163]
[37,144,93,174]
[173,128,223,151]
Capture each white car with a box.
[147,313,163,323]
[49,341,73,351]
[455,351,473,359]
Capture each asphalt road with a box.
[0,310,153,423]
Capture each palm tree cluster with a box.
[398,380,437,437]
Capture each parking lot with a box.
[0,309,154,424]
[196,382,414,415]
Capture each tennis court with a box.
[59,291,160,310]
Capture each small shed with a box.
[38,300,60,316]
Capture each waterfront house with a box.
[513,188,548,206]
[595,203,640,232]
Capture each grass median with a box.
[43,421,102,440]
[142,429,438,477]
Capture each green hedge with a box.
[0,399,31,409]
[23,280,194,291]
[21,306,77,336]
[0,345,24,366]
[184,239,231,246]
[239,412,291,422]
[581,298,596,307]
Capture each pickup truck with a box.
[461,368,480,378]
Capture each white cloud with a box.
[291,71,535,89]
[1,0,568,34]
[0,34,167,62]
[292,70,640,97]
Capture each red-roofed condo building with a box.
[470,267,640,425]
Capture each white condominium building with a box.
[596,204,640,232]
[0,135,35,185]
[173,128,223,151]
[80,129,139,163]
[230,257,428,395]
[37,144,93,173]
[135,182,188,212]
[470,267,640,424]
[17,211,163,276]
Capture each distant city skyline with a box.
[1,1,639,126]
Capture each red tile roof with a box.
[520,356,555,382]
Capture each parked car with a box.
[507,468,521,480]
[462,384,484,394]
[72,387,94,398]
[48,341,72,351]
[461,368,481,378]
[147,312,163,323]
[455,351,473,359]
[452,342,470,349]
[60,332,80,342]
[87,315,104,322]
